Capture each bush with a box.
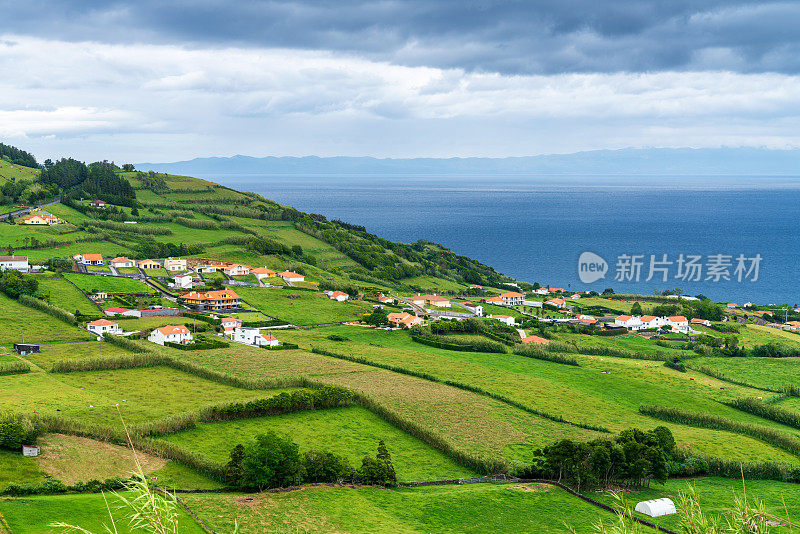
[165,335,229,350]
[303,450,355,483]
[0,361,31,376]
[0,413,43,451]
[241,431,303,490]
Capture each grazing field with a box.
[22,341,132,370]
[0,293,94,344]
[63,272,157,295]
[13,240,133,262]
[272,326,800,464]
[0,365,292,427]
[182,482,607,534]
[142,266,169,277]
[35,276,99,315]
[178,345,604,463]
[0,492,206,534]
[691,356,800,390]
[738,324,800,349]
[0,450,46,490]
[159,406,475,482]
[236,287,371,325]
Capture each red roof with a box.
[668,316,687,322]
[104,307,131,313]
[499,292,524,298]
[616,315,632,321]
[262,334,278,341]
[521,335,549,344]
[640,315,657,322]
[156,325,190,335]
[88,319,118,326]
[82,254,103,261]
[280,271,303,278]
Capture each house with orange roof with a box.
[614,315,641,329]
[137,259,161,270]
[469,284,483,289]
[0,255,29,272]
[783,321,800,331]
[180,289,241,311]
[377,294,394,304]
[521,335,549,344]
[570,293,582,299]
[251,267,277,280]
[691,318,711,327]
[387,312,424,328]
[726,303,737,309]
[324,290,350,302]
[534,288,550,295]
[86,319,122,336]
[223,263,251,276]
[232,326,279,346]
[73,253,104,265]
[487,291,524,307]
[489,314,515,326]
[544,298,566,309]
[279,270,305,283]
[408,294,451,308]
[148,324,192,345]
[667,316,689,331]
[639,315,664,329]
[23,212,60,225]
[109,257,135,268]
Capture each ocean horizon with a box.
[203,173,800,305]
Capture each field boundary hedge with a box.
[0,360,31,376]
[17,294,78,326]
[311,347,609,434]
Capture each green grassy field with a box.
[594,477,800,532]
[0,492,206,534]
[0,450,46,490]
[12,240,134,262]
[0,293,94,344]
[236,287,372,325]
[63,273,157,295]
[0,365,291,427]
[181,482,609,534]
[159,406,475,482]
[20,340,132,371]
[271,326,800,464]
[692,355,800,390]
[0,159,39,182]
[35,276,99,315]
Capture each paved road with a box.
[0,196,61,221]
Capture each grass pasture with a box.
[0,492,206,534]
[182,482,607,534]
[35,276,99,315]
[0,293,94,344]
[236,287,371,325]
[63,273,157,295]
[159,406,475,482]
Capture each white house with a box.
[534,288,550,295]
[109,257,135,268]
[251,267,277,280]
[86,319,122,336]
[461,302,484,316]
[691,318,711,327]
[0,255,29,272]
[614,315,642,330]
[727,303,737,309]
[163,257,187,272]
[544,298,566,309]
[220,316,242,334]
[667,315,689,332]
[377,294,394,304]
[172,272,195,289]
[73,254,104,265]
[279,270,305,283]
[104,307,139,317]
[90,199,106,208]
[232,326,279,346]
[148,325,192,345]
[223,263,251,276]
[639,315,666,329]
[88,292,108,301]
[489,314,515,326]
[325,290,350,302]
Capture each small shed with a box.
[13,343,40,355]
[635,498,676,517]
[22,445,40,457]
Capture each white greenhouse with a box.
[635,498,676,517]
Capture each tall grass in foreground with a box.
[0,360,31,375]
[639,405,800,457]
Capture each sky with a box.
[2,1,800,162]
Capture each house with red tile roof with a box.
[279,271,305,283]
[251,267,277,280]
[544,298,566,308]
[489,314,515,326]
[73,253,104,265]
[387,312,424,328]
[325,290,350,302]
[86,319,122,336]
[408,294,451,307]
[180,289,241,311]
[109,257,135,268]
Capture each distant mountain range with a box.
[137,147,800,176]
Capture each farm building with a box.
[22,445,40,457]
[88,292,108,301]
[325,290,350,302]
[409,294,451,307]
[13,343,39,355]
[634,498,676,517]
[278,270,305,283]
[232,327,279,347]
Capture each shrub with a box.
[0,360,31,376]
[303,450,355,483]
[241,431,303,490]
[0,413,43,451]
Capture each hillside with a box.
[3,142,800,532]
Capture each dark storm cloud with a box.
[3,1,800,74]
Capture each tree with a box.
[630,301,643,315]
[302,450,354,483]
[241,432,303,490]
[365,308,389,326]
[122,164,135,171]
[0,270,38,299]
[602,287,615,295]
[224,444,245,486]
[376,440,396,483]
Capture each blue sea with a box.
[205,174,800,304]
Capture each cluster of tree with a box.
[0,414,42,451]
[135,171,168,191]
[133,239,204,260]
[524,427,675,491]
[0,143,37,168]
[39,159,135,202]
[224,432,397,490]
[0,270,38,299]
[364,308,389,326]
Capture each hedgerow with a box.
[726,397,800,431]
[17,294,77,325]
[512,345,579,366]
[0,361,32,375]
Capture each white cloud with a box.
[1,34,800,161]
